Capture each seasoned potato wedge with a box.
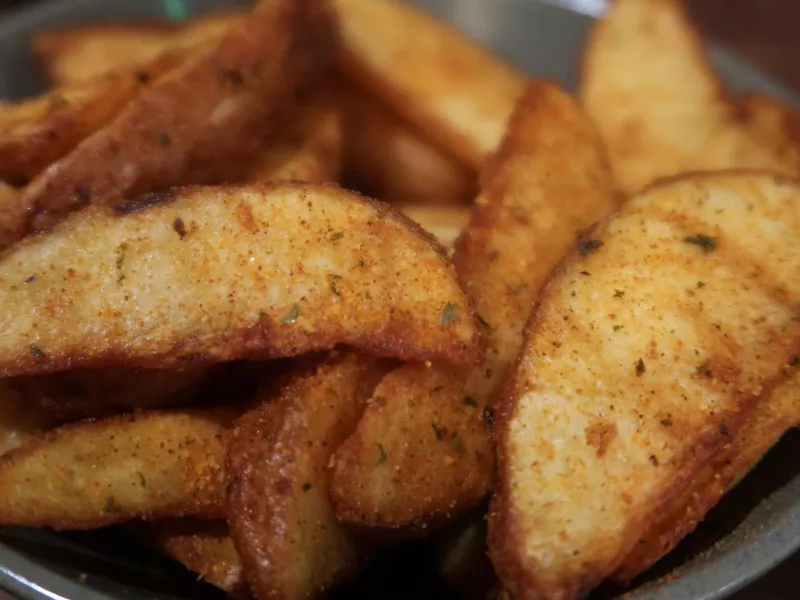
[227,352,390,600]
[339,85,476,204]
[581,0,800,194]
[489,172,800,600]
[335,0,526,168]
[738,92,800,165]
[0,182,482,377]
[0,407,239,530]
[33,11,244,85]
[395,204,471,250]
[2,0,337,248]
[244,100,342,184]
[0,75,141,184]
[330,82,620,532]
[140,519,246,596]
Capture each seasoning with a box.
[579,239,604,256]
[281,303,300,325]
[683,234,717,252]
[463,396,478,407]
[635,358,646,376]
[29,344,46,360]
[374,396,386,407]
[613,325,624,332]
[614,289,625,298]
[431,423,446,441]
[483,406,495,429]
[441,302,456,326]
[696,361,712,378]
[330,274,342,296]
[301,482,312,492]
[330,231,344,243]
[173,217,187,239]
[377,443,388,465]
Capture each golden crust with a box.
[489,172,800,600]
[1,0,338,248]
[226,352,389,600]
[335,0,526,168]
[0,182,483,377]
[330,81,620,532]
[0,407,240,530]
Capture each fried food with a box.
[33,11,244,85]
[339,84,476,204]
[395,204,471,250]
[489,172,800,600]
[139,519,246,596]
[580,0,800,195]
[330,81,620,532]
[335,0,526,168]
[0,182,482,378]
[0,74,141,184]
[0,407,239,530]
[1,0,337,248]
[738,92,800,165]
[227,351,389,600]
[245,100,342,184]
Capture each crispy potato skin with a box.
[0,182,482,377]
[738,93,800,166]
[489,172,800,600]
[1,0,337,248]
[339,84,476,205]
[335,0,526,168]
[140,519,246,596]
[244,100,343,184]
[33,12,244,86]
[227,352,390,600]
[395,205,471,250]
[330,82,620,532]
[580,0,800,195]
[0,75,141,185]
[0,407,239,530]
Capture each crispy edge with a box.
[0,407,239,530]
[227,352,390,599]
[395,204,472,250]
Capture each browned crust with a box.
[488,170,800,599]
[1,0,338,249]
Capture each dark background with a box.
[0,0,797,598]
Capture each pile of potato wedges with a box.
[0,0,798,599]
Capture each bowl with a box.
[0,1,798,599]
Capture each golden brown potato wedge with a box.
[335,0,526,168]
[395,204,471,250]
[580,0,800,195]
[139,519,246,596]
[0,182,17,205]
[738,92,800,165]
[0,407,239,530]
[244,100,342,184]
[33,11,244,85]
[612,368,800,582]
[1,0,337,248]
[489,172,800,600]
[0,74,142,184]
[339,84,476,204]
[330,82,620,532]
[227,351,390,600]
[0,182,482,378]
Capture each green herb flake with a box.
[579,239,604,256]
[451,433,466,453]
[301,482,312,492]
[330,274,342,296]
[476,314,491,329]
[697,281,706,289]
[24,275,36,284]
[660,417,673,428]
[374,395,386,407]
[115,243,128,269]
[440,302,457,327]
[719,422,729,436]
[683,234,717,252]
[463,396,478,408]
[614,289,625,298]
[104,497,121,514]
[29,344,46,360]
[613,325,624,332]
[483,407,495,429]
[330,231,344,243]
[281,303,301,325]
[137,472,147,488]
[635,358,646,376]
[431,423,446,441]
[377,443,388,465]
[695,361,712,378]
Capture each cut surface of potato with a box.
[0,407,239,530]
[330,81,620,532]
[0,182,482,378]
[581,0,800,194]
[335,0,526,168]
[489,172,800,600]
[227,352,389,600]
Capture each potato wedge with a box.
[227,351,390,600]
[330,82,620,532]
[244,100,342,184]
[335,0,526,168]
[395,205,471,250]
[339,84,476,204]
[139,519,246,596]
[612,368,800,582]
[33,11,245,85]
[581,0,800,194]
[0,407,239,530]
[0,74,142,184]
[738,92,800,165]
[2,0,337,248]
[489,172,800,600]
[0,182,482,378]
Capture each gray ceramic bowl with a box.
[0,1,798,599]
